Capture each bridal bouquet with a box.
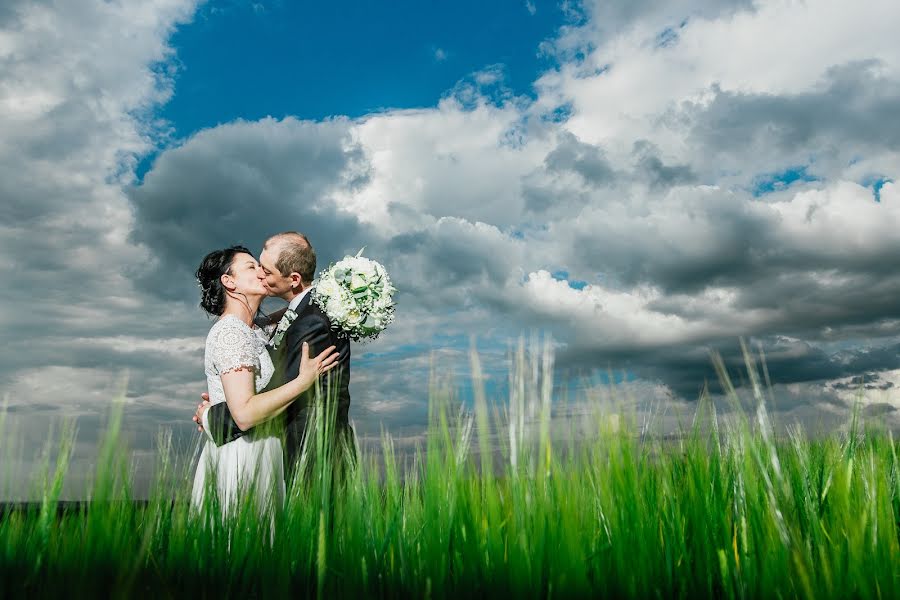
[312,249,396,341]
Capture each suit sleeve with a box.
[283,314,333,384]
[204,399,247,446]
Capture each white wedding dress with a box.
[191,315,285,514]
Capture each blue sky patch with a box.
[541,102,574,123]
[551,270,588,290]
[159,0,566,136]
[751,166,819,196]
[861,175,893,202]
[135,0,569,181]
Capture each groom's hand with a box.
[193,392,211,432]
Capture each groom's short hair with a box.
[265,231,316,283]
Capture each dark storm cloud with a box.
[832,373,896,391]
[640,271,900,345]
[524,136,696,214]
[552,182,900,330]
[732,272,900,339]
[688,61,900,159]
[862,403,897,418]
[544,131,618,186]
[561,188,773,293]
[0,2,22,21]
[381,217,524,310]
[128,117,373,301]
[553,336,900,401]
[633,141,697,189]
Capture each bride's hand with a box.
[297,342,339,390]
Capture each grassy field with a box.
[1,342,899,598]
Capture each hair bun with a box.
[195,246,252,316]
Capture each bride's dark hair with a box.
[195,245,253,316]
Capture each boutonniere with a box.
[271,309,298,349]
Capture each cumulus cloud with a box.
[684,61,900,176]
[4,0,900,498]
[0,0,201,494]
[128,116,371,300]
[125,0,900,410]
[0,0,199,344]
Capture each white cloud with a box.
[521,269,702,346]
[131,11,900,401]
[536,0,900,168]
[828,369,900,419]
[0,0,198,307]
[5,0,900,498]
[101,0,900,403]
[0,0,201,493]
[334,99,550,232]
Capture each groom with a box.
[195,231,356,473]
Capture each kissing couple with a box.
[190,231,356,512]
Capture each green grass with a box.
[1,341,899,598]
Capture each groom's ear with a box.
[290,272,303,290]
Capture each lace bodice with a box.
[204,315,274,408]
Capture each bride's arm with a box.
[220,342,339,431]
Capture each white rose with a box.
[350,272,367,292]
[360,261,378,280]
[346,308,362,327]
[364,314,382,331]
[319,278,340,300]
[327,294,349,322]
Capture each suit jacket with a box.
[205,289,352,468]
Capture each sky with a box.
[2,0,900,498]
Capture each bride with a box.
[191,245,338,513]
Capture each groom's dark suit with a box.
[205,289,355,472]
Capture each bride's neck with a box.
[222,294,262,326]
